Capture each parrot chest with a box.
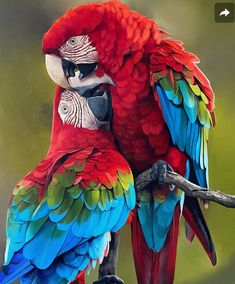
[111,87,170,173]
[109,61,187,175]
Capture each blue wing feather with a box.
[3,149,135,283]
[156,83,211,188]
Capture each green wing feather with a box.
[5,149,135,269]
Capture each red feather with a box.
[42,2,217,283]
[70,270,85,284]
[131,205,180,284]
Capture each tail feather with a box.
[185,221,195,242]
[183,196,217,265]
[131,205,180,284]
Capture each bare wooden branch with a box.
[97,166,235,283]
[135,168,235,208]
[165,171,235,208]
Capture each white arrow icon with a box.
[219,8,230,17]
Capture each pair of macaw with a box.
[0,1,216,284]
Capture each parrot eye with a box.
[68,37,78,46]
[59,103,70,115]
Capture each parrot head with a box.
[48,87,113,153]
[42,1,160,95]
[58,89,111,130]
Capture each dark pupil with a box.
[64,107,67,111]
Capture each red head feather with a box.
[42,1,161,73]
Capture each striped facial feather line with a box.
[59,90,110,130]
[59,35,98,64]
[60,91,81,127]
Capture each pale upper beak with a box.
[45,54,71,89]
[45,54,115,95]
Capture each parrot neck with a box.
[49,125,116,153]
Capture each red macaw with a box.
[42,1,217,283]
[0,88,135,284]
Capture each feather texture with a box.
[2,147,135,283]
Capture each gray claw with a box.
[151,160,175,190]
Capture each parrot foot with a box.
[93,275,124,284]
[151,160,175,190]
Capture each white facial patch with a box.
[58,90,109,130]
[59,35,98,64]
[45,54,71,89]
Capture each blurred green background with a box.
[0,0,235,283]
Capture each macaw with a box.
[42,1,217,283]
[0,88,136,284]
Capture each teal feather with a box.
[138,192,180,252]
[179,110,187,151]
[83,208,100,238]
[98,189,112,211]
[23,222,57,260]
[124,183,136,210]
[152,192,180,251]
[204,133,209,169]
[89,234,107,259]
[7,221,27,251]
[165,89,176,100]
[56,262,74,279]
[49,192,73,223]
[57,197,84,231]
[192,123,199,161]
[75,241,89,255]
[58,233,83,256]
[13,202,36,222]
[75,255,90,271]
[137,201,154,250]
[186,122,192,154]
[196,131,201,164]
[31,199,50,221]
[25,216,48,243]
[95,209,112,235]
[106,197,125,232]
[200,128,204,169]
[184,100,197,123]
[33,228,67,269]
[173,88,182,105]
[178,80,195,108]
[173,105,181,147]
[111,201,129,232]
[108,190,119,208]
[4,239,14,265]
[71,206,92,238]
[189,123,196,157]
[193,161,207,188]
[157,86,176,143]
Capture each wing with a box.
[150,38,216,264]
[5,148,135,271]
[152,38,215,188]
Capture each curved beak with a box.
[45,54,115,95]
[45,54,71,89]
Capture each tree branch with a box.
[165,171,235,208]
[97,165,235,283]
[135,168,235,208]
